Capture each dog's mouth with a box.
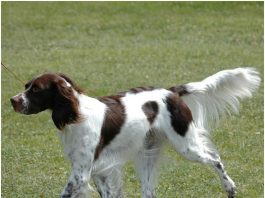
[11,103,27,114]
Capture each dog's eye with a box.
[32,86,41,93]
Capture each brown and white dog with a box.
[11,68,260,198]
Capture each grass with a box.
[2,2,263,198]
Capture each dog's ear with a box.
[52,75,80,130]
[57,73,83,93]
[55,77,74,100]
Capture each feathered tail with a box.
[175,68,261,129]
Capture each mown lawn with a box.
[2,2,263,198]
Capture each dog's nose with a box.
[10,97,16,105]
[10,96,19,105]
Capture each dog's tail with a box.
[171,68,260,128]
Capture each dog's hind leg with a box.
[93,164,124,198]
[166,123,236,198]
[134,132,163,198]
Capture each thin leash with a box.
[1,62,25,85]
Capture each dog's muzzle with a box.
[10,94,28,114]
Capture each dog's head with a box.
[10,73,82,129]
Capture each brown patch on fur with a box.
[168,85,189,96]
[94,95,126,160]
[52,76,82,130]
[142,101,159,124]
[115,86,156,97]
[165,93,192,136]
[57,73,83,94]
[129,86,155,93]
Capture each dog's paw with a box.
[60,182,74,198]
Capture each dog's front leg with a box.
[60,150,94,198]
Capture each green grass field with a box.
[2,2,263,198]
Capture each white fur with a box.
[57,68,259,198]
[12,93,29,114]
[182,67,260,128]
